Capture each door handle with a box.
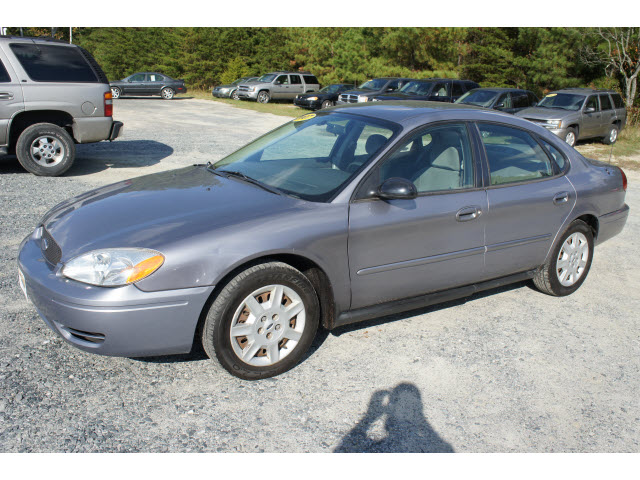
[0,92,14,100]
[456,206,482,222]
[553,192,569,204]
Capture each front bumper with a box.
[596,204,630,245]
[237,90,259,100]
[212,89,232,98]
[294,98,322,110]
[18,231,214,357]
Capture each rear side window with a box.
[290,75,302,85]
[512,91,530,109]
[599,94,613,111]
[611,93,624,109]
[540,138,566,170]
[452,82,464,96]
[527,92,539,106]
[478,123,554,185]
[148,74,165,82]
[10,43,98,83]
[0,60,10,82]
[303,75,319,85]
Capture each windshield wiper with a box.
[214,168,283,196]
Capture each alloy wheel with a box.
[29,136,65,167]
[556,232,589,287]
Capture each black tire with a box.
[15,123,75,176]
[231,89,240,101]
[533,220,594,296]
[321,99,333,109]
[257,91,271,104]
[111,86,121,99]
[602,124,618,145]
[564,127,577,147]
[202,261,320,380]
[161,87,175,100]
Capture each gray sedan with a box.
[18,102,629,380]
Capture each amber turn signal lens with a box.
[127,255,164,283]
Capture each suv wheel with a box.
[564,127,577,147]
[161,87,175,100]
[201,261,319,380]
[602,124,618,145]
[257,91,271,104]
[16,123,75,176]
[111,87,121,99]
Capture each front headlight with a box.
[545,120,562,128]
[62,248,165,287]
[306,96,318,101]
[248,87,255,92]
[358,96,369,103]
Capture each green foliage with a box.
[219,57,251,85]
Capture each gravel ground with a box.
[0,98,638,453]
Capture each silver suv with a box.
[236,72,320,103]
[0,36,122,176]
[516,88,626,147]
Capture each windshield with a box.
[399,81,434,95]
[258,74,277,83]
[232,78,247,85]
[213,112,399,202]
[455,90,499,107]
[537,93,586,111]
[358,79,389,90]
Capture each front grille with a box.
[524,118,545,124]
[41,227,62,265]
[339,94,359,103]
[238,86,251,92]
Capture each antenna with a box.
[608,141,614,164]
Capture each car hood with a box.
[41,165,301,262]
[516,107,574,120]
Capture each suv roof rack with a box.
[0,35,70,45]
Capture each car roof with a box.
[469,87,531,93]
[552,88,616,95]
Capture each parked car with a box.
[293,84,356,110]
[18,102,629,379]
[110,72,187,100]
[372,79,480,103]
[516,88,627,147]
[0,36,122,176]
[212,77,258,100]
[455,88,538,114]
[236,72,320,103]
[336,78,414,105]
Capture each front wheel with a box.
[231,89,240,100]
[321,99,333,109]
[161,87,175,100]
[111,87,121,99]
[257,91,271,104]
[602,124,618,145]
[15,123,76,176]
[533,220,594,296]
[202,262,319,380]
[564,128,577,147]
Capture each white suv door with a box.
[0,49,24,147]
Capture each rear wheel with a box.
[602,124,618,145]
[202,261,319,380]
[16,123,75,176]
[161,87,175,100]
[564,127,577,147]
[257,91,271,104]
[533,220,594,296]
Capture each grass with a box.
[575,124,640,170]
[187,88,301,117]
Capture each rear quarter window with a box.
[611,93,625,109]
[303,75,319,85]
[10,43,98,83]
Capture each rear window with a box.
[0,60,10,82]
[611,93,625,109]
[10,43,98,83]
[303,75,319,85]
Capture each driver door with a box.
[124,73,146,95]
[271,75,290,99]
[348,122,487,309]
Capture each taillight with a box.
[104,91,113,117]
[619,167,627,192]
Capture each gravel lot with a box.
[0,97,638,452]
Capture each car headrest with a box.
[365,134,388,155]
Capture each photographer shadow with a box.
[335,383,454,453]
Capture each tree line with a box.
[6,27,640,107]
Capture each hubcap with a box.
[565,131,576,146]
[111,87,120,98]
[258,93,268,103]
[610,128,617,143]
[162,89,173,99]
[229,284,306,366]
[30,136,65,167]
[556,232,589,287]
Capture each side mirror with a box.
[377,178,417,200]
[585,106,596,113]
[386,87,395,92]
[495,102,505,109]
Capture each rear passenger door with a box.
[146,73,165,95]
[598,94,616,136]
[477,122,575,280]
[288,74,304,98]
[0,51,24,146]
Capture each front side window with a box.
[478,123,554,185]
[10,43,97,83]
[129,73,146,82]
[585,95,599,111]
[359,123,474,196]
[213,113,398,202]
[275,75,289,85]
[432,82,449,97]
[496,93,512,109]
